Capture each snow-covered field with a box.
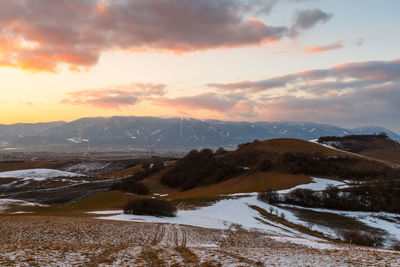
[0,168,84,181]
[1,176,399,265]
[91,177,400,249]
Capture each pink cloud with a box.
[305,40,344,54]
[209,58,400,92]
[0,0,290,72]
[62,83,166,109]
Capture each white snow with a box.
[0,168,84,181]
[279,204,400,242]
[91,177,398,249]
[88,210,122,215]
[92,196,319,240]
[278,177,347,194]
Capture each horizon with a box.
[1,0,399,132]
[1,115,399,135]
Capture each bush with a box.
[257,181,400,213]
[341,230,384,247]
[257,189,279,204]
[160,148,244,190]
[391,240,400,251]
[280,152,399,181]
[123,198,176,217]
[111,178,150,195]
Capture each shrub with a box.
[111,178,150,195]
[257,189,279,204]
[160,148,244,190]
[390,240,400,251]
[257,182,400,213]
[123,198,176,217]
[216,147,229,155]
[340,230,384,247]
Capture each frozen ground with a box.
[92,196,318,241]
[0,168,84,181]
[92,177,399,249]
[0,216,399,266]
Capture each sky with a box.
[0,0,399,132]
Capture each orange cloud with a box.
[62,83,166,109]
[0,0,291,72]
[305,40,344,54]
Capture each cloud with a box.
[208,58,400,93]
[292,8,333,30]
[206,58,400,131]
[61,83,166,109]
[0,0,293,72]
[154,92,261,119]
[305,40,344,54]
[155,92,243,112]
[254,83,400,131]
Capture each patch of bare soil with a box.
[0,216,399,266]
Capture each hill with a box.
[318,134,400,165]
[1,116,399,151]
[142,138,400,199]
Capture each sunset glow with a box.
[1,0,399,132]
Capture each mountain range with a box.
[0,116,399,151]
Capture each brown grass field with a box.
[0,160,62,172]
[0,215,399,266]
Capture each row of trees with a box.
[160,149,245,190]
[258,181,400,213]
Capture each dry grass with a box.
[0,160,62,172]
[6,191,132,216]
[143,171,312,200]
[237,138,349,156]
[95,164,144,178]
[361,148,400,166]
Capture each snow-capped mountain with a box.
[0,116,399,151]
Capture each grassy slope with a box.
[143,171,312,200]
[95,164,144,178]
[319,135,400,166]
[360,148,400,166]
[240,138,349,156]
[2,191,133,216]
[0,160,62,172]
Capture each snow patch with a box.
[0,169,84,181]
[278,177,346,194]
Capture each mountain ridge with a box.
[0,116,399,151]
